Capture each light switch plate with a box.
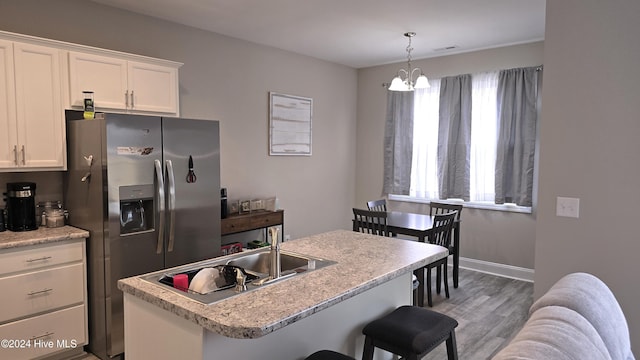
[556,197,580,218]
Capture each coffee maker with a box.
[4,182,37,231]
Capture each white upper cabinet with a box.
[68,52,128,110]
[127,61,178,114]
[0,39,18,169]
[0,40,65,171]
[69,51,179,115]
[0,30,183,172]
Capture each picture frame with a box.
[250,199,265,211]
[239,200,251,214]
[269,92,312,156]
[229,201,239,214]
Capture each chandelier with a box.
[388,32,429,91]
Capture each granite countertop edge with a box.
[118,264,421,338]
[118,229,448,339]
[0,226,90,250]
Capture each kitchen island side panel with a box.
[123,273,411,360]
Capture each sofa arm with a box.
[492,305,611,360]
[529,273,633,360]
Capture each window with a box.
[387,66,541,212]
[470,71,499,203]
[410,81,441,199]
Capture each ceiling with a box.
[90,0,546,69]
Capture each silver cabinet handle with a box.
[154,160,165,254]
[125,90,129,108]
[13,145,18,165]
[31,332,54,341]
[21,145,25,165]
[130,90,134,108]
[25,256,52,263]
[27,288,53,296]
[165,160,176,252]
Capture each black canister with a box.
[5,182,37,231]
[220,188,228,219]
[0,209,5,232]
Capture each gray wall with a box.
[535,0,640,351]
[0,0,358,240]
[356,42,544,269]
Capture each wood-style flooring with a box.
[421,268,533,360]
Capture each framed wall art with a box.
[239,200,251,214]
[269,92,312,156]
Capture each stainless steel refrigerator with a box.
[63,111,221,359]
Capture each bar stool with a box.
[304,350,355,360]
[362,305,459,360]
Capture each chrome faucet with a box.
[268,227,281,280]
[234,268,247,292]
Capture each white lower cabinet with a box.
[0,239,88,360]
[0,263,85,322]
[0,305,86,360]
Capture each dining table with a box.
[385,211,461,305]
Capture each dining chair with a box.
[366,199,387,212]
[429,202,462,288]
[353,207,421,305]
[352,208,389,237]
[424,211,457,307]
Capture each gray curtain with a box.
[437,74,472,201]
[382,91,414,195]
[495,66,542,206]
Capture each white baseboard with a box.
[457,257,534,283]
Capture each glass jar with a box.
[45,208,66,228]
[37,201,63,227]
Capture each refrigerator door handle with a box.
[165,159,176,252]
[154,159,165,254]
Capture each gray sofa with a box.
[493,272,635,360]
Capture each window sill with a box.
[387,195,532,214]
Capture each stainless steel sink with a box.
[139,248,335,305]
[226,251,309,274]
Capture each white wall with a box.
[536,0,640,352]
[0,0,358,240]
[356,42,544,269]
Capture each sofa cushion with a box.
[529,273,633,360]
[492,305,611,360]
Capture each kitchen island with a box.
[118,229,448,360]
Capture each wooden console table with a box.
[221,210,284,240]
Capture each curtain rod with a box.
[382,65,543,88]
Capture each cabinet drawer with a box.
[0,263,84,323]
[0,304,86,360]
[221,211,283,235]
[0,241,83,275]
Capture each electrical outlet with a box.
[556,197,580,218]
[285,234,291,241]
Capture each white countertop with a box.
[0,226,90,250]
[117,229,448,339]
